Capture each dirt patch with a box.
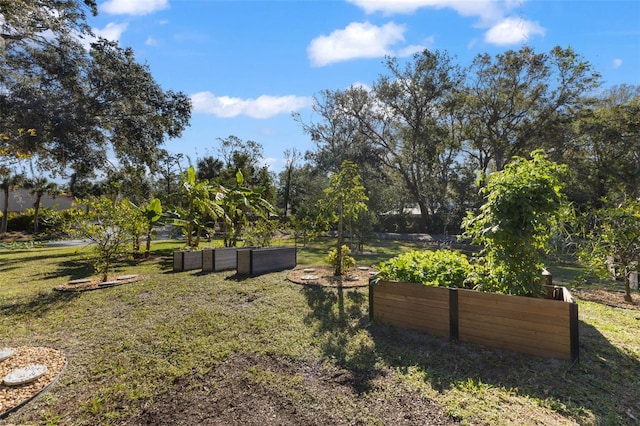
[124,353,458,425]
[53,275,144,292]
[287,266,377,288]
[573,289,640,311]
[0,347,66,418]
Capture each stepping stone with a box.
[3,364,48,386]
[116,274,138,280]
[98,281,118,287]
[357,266,369,271]
[301,275,319,280]
[0,348,14,362]
[345,275,360,281]
[303,268,315,273]
[68,278,91,285]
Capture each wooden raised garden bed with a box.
[173,250,203,272]
[370,280,579,361]
[236,247,297,276]
[202,247,240,272]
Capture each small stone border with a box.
[287,266,377,288]
[54,275,144,292]
[0,347,66,419]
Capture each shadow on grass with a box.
[367,314,639,424]
[0,289,79,317]
[0,251,86,269]
[301,282,639,423]
[45,258,95,281]
[302,285,379,394]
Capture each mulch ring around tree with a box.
[54,274,144,292]
[0,347,66,419]
[287,266,378,288]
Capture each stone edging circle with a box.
[287,266,377,288]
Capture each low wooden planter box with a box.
[236,247,297,276]
[173,250,203,272]
[370,280,579,361]
[202,248,240,272]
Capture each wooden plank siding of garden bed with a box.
[371,281,451,339]
[457,289,577,360]
[173,251,203,272]
[236,247,297,276]
[370,281,579,361]
[202,248,238,272]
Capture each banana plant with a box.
[168,165,225,247]
[126,197,164,257]
[218,169,276,247]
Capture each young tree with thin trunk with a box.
[577,199,640,303]
[70,196,141,282]
[318,161,368,276]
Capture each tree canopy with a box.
[0,1,191,176]
[296,46,628,234]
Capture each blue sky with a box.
[87,0,640,174]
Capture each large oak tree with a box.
[461,46,601,174]
[1,1,191,177]
[304,50,464,232]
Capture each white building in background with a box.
[0,189,74,213]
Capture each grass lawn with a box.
[0,237,638,425]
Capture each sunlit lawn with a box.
[0,237,638,425]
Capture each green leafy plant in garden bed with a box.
[462,150,570,297]
[376,249,472,288]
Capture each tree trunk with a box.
[33,195,42,233]
[624,273,634,302]
[145,230,152,258]
[283,166,293,219]
[417,199,430,233]
[1,188,9,234]
[335,201,343,277]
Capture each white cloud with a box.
[94,22,128,41]
[350,81,372,91]
[612,58,623,69]
[145,36,158,46]
[77,21,127,49]
[484,17,545,45]
[348,0,505,24]
[397,42,429,57]
[261,157,279,169]
[191,92,313,119]
[308,21,420,67]
[101,0,169,16]
[347,1,546,46]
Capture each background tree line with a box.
[290,47,639,236]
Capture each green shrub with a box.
[3,208,78,238]
[326,245,356,273]
[376,249,472,288]
[243,219,277,247]
[7,209,34,231]
[461,150,568,297]
[68,196,138,281]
